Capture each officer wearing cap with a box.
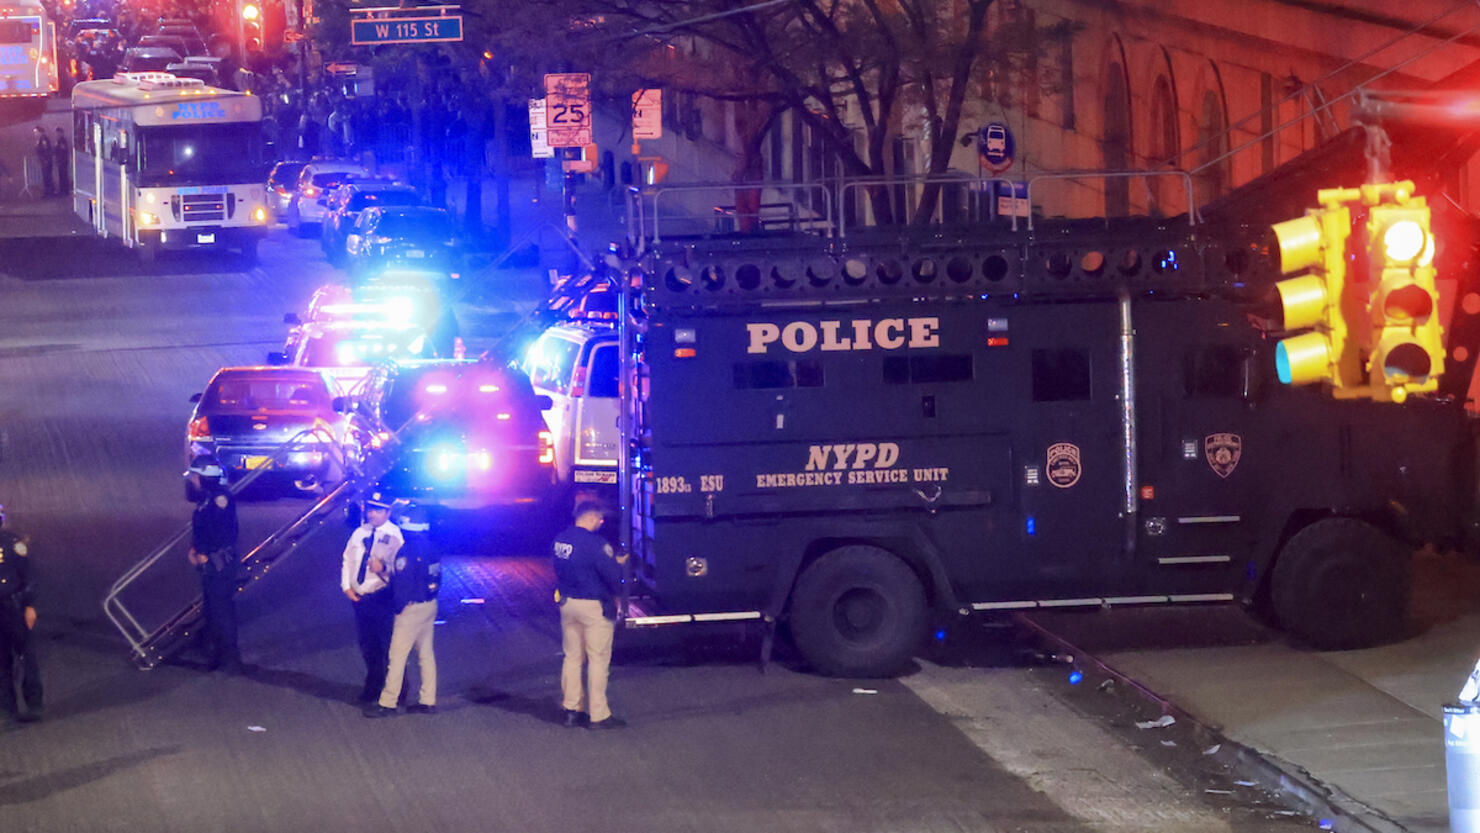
[365,503,440,718]
[341,489,403,703]
[185,455,243,674]
[554,501,627,729]
[0,503,43,724]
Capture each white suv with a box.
[286,160,370,236]
[523,323,620,488]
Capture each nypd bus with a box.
[0,0,58,101]
[70,73,269,263]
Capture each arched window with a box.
[1148,75,1178,214]
[1103,62,1132,215]
[1196,89,1230,206]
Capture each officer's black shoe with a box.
[17,710,43,724]
[362,705,397,719]
[587,716,626,730]
[406,704,437,715]
[356,689,378,704]
[562,709,589,728]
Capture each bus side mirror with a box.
[535,395,553,410]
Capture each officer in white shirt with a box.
[341,490,403,703]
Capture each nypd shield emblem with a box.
[1046,442,1082,489]
[1205,433,1242,479]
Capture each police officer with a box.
[365,503,440,718]
[0,504,43,724]
[341,490,402,704]
[185,455,242,674]
[554,501,627,729]
[53,127,71,195]
[32,127,53,198]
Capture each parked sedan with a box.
[320,182,420,265]
[185,367,350,499]
[345,206,461,281]
[266,160,308,220]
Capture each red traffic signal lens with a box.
[1382,220,1425,263]
[242,3,261,20]
[1382,284,1433,322]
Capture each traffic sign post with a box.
[545,72,592,147]
[633,88,662,141]
[350,5,462,46]
[528,98,554,159]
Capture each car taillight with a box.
[273,185,289,196]
[571,365,587,397]
[303,186,318,198]
[188,416,210,440]
[538,430,554,465]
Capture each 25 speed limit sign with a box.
[544,72,593,147]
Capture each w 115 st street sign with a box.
[351,5,463,45]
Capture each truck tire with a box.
[1270,518,1410,650]
[138,239,158,266]
[789,545,927,677]
[238,238,259,267]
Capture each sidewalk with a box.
[1038,550,1480,833]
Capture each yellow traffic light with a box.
[242,3,260,20]
[1364,184,1444,403]
[1271,195,1356,387]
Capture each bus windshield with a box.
[136,122,263,187]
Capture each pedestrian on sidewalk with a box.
[0,503,43,725]
[365,502,440,719]
[32,127,53,198]
[185,455,243,675]
[341,490,402,704]
[553,501,627,729]
[53,127,71,196]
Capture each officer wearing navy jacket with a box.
[0,503,42,724]
[365,503,440,718]
[554,501,627,729]
[186,455,242,674]
[341,491,402,703]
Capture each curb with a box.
[1014,613,1411,833]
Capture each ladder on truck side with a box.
[103,416,403,670]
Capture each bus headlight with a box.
[136,210,160,226]
[253,206,268,223]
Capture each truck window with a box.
[883,354,973,384]
[587,344,619,398]
[733,359,824,389]
[527,336,581,394]
[1032,348,1092,401]
[1184,345,1245,399]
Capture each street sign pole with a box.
[545,73,593,252]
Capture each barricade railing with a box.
[102,423,376,669]
[627,181,833,244]
[1024,170,1197,230]
[834,174,1018,236]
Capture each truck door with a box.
[1132,300,1253,597]
[1011,301,1129,596]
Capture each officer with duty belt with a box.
[365,502,440,718]
[185,455,242,674]
[554,501,627,729]
[0,504,43,725]
[341,490,402,704]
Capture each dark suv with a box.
[345,206,460,281]
[351,360,554,509]
[321,183,420,266]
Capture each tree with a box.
[563,0,995,224]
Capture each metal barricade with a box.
[628,181,833,244]
[102,423,372,669]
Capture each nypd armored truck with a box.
[609,204,1477,677]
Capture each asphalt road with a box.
[0,212,1321,832]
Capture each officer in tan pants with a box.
[365,503,440,718]
[553,502,626,729]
